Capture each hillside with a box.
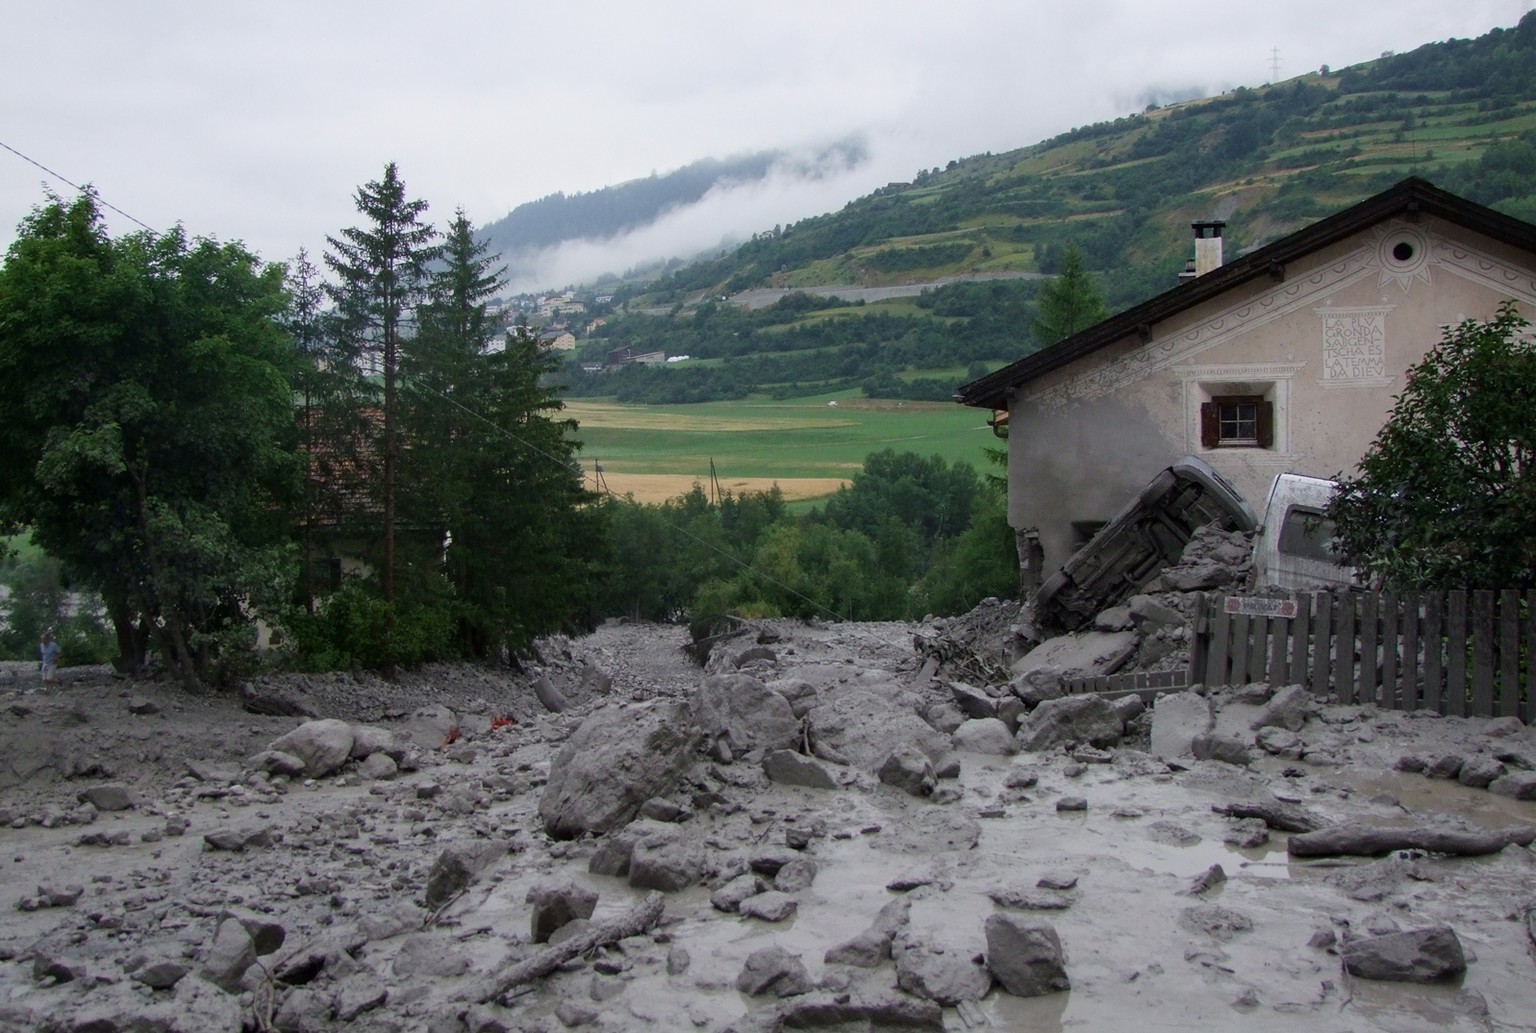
[555,14,1536,405]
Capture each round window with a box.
[1379,227,1430,280]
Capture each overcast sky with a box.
[2,0,1528,290]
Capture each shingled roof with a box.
[955,177,1536,412]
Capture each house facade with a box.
[957,178,1536,573]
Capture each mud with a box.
[0,618,1533,1032]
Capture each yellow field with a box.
[590,472,848,505]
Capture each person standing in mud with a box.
[38,631,61,690]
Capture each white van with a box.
[1251,473,1360,589]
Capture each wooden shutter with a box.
[1199,402,1219,448]
[1256,400,1274,448]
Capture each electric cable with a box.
[0,138,158,235]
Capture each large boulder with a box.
[878,745,936,797]
[539,701,699,840]
[526,880,599,943]
[1342,926,1467,982]
[805,689,949,773]
[762,750,840,790]
[399,704,460,751]
[1149,692,1214,761]
[198,918,256,992]
[1250,684,1312,732]
[693,673,800,756]
[1010,631,1138,683]
[266,719,355,778]
[424,841,510,909]
[349,724,406,762]
[825,898,911,968]
[948,681,1001,721]
[1015,695,1124,752]
[893,933,992,1006]
[951,718,1018,756]
[984,914,1070,997]
[629,827,705,892]
[736,946,813,997]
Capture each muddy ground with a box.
[0,615,1533,1033]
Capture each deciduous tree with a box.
[1327,301,1536,588]
[0,191,298,685]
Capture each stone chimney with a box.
[1179,220,1225,281]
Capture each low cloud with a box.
[504,140,892,294]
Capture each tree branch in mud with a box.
[461,891,665,1004]
[1287,823,1536,858]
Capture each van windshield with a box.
[1278,505,1341,562]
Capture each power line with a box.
[0,138,157,235]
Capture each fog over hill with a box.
[481,138,872,293]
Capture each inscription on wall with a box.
[1318,306,1390,383]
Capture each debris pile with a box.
[0,610,1532,1032]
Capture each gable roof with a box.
[956,177,1536,411]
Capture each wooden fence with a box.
[1190,589,1534,721]
[1063,669,1189,698]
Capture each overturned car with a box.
[1026,456,1257,639]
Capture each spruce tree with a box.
[407,211,603,656]
[322,164,439,639]
[1032,246,1108,346]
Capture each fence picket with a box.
[1289,593,1310,685]
[1472,590,1495,717]
[1499,589,1520,719]
[1268,613,1289,687]
[1188,594,1210,683]
[1447,591,1468,718]
[1360,592,1380,707]
[1230,612,1251,685]
[1207,596,1230,687]
[1335,593,1357,704]
[1311,593,1333,698]
[1400,592,1420,713]
[1424,593,1444,714]
[1526,590,1536,724]
[1379,592,1399,709]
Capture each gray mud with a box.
[0,619,1533,1032]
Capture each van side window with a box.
[1278,506,1340,563]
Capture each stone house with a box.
[956,177,1536,571]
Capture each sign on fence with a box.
[1223,596,1299,618]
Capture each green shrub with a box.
[281,579,457,672]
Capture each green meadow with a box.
[562,392,998,503]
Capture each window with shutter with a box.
[1205,394,1272,448]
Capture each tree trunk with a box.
[460,892,664,1005]
[131,469,201,691]
[105,592,147,675]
